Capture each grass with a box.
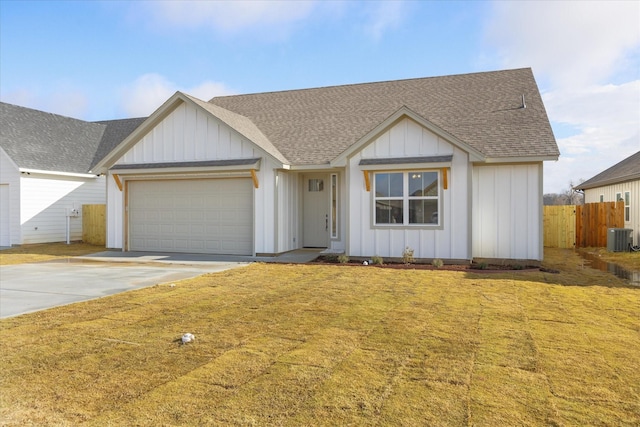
[0,242,104,265]
[0,247,638,426]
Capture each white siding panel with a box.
[472,164,542,260]
[0,149,21,245]
[117,102,259,166]
[275,171,301,253]
[584,179,640,245]
[106,174,123,249]
[20,174,105,244]
[347,119,469,260]
[0,185,10,246]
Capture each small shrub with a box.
[371,255,384,265]
[402,247,415,265]
[513,264,524,270]
[337,254,350,264]
[476,262,488,270]
[323,255,338,263]
[432,258,444,268]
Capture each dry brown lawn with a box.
[0,242,104,266]
[0,247,638,426]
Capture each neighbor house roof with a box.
[91,117,147,170]
[0,102,106,174]
[575,151,640,190]
[0,102,144,175]
[209,68,559,165]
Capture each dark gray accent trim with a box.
[110,158,261,170]
[359,155,453,166]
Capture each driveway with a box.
[0,255,248,318]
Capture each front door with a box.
[303,174,329,247]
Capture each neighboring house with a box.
[575,151,640,245]
[92,68,559,262]
[0,102,144,246]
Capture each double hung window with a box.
[374,171,439,225]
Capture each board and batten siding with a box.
[347,117,470,260]
[472,163,542,260]
[20,173,105,244]
[275,171,300,253]
[117,102,259,165]
[107,101,278,254]
[583,180,640,245]
[0,148,21,246]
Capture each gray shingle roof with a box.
[0,102,106,174]
[0,102,144,174]
[576,151,640,190]
[209,68,559,165]
[91,117,146,170]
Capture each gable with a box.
[360,117,454,160]
[115,102,264,166]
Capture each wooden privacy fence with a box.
[576,201,624,248]
[543,205,576,249]
[544,201,625,248]
[82,204,105,246]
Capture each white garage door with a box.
[129,179,253,255]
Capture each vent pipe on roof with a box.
[521,94,526,109]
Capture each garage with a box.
[128,178,253,255]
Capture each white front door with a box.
[303,174,328,248]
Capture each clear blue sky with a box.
[1,0,638,193]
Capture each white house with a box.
[0,103,143,246]
[576,151,640,245]
[92,68,560,262]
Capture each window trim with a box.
[372,170,442,229]
[624,191,630,222]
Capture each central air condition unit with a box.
[607,228,633,252]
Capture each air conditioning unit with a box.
[607,228,633,252]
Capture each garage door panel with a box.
[129,179,253,255]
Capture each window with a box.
[599,194,604,203]
[625,191,630,222]
[308,179,323,192]
[374,171,439,225]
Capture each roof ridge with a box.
[209,67,533,102]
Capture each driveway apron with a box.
[0,259,246,318]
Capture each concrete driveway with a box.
[0,255,248,319]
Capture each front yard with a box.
[0,248,638,426]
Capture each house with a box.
[0,102,144,246]
[92,68,560,262]
[575,151,640,245]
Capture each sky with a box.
[1,0,638,194]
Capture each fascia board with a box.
[331,106,486,167]
[288,164,336,171]
[480,155,559,164]
[19,168,99,179]
[576,174,640,190]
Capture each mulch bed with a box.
[311,257,542,273]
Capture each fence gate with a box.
[82,204,106,246]
[544,205,576,248]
